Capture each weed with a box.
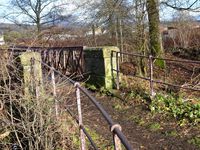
[148,123,161,131]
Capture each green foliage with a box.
[154,59,166,69]
[150,94,200,125]
[188,137,200,148]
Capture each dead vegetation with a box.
[0,50,80,150]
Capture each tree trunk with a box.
[37,23,41,35]
[146,0,163,57]
[135,0,147,76]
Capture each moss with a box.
[146,0,164,57]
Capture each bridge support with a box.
[84,46,120,89]
[19,52,43,98]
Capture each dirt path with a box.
[65,88,199,150]
[95,95,199,150]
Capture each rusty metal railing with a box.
[8,46,84,78]
[112,51,200,96]
[38,60,133,150]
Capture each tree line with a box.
[1,0,200,57]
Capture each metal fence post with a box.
[116,52,120,90]
[111,124,122,150]
[149,55,154,97]
[51,68,58,118]
[75,82,86,150]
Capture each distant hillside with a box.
[0,23,34,33]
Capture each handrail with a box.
[112,51,149,58]
[112,50,200,64]
[152,56,200,64]
[127,74,200,92]
[37,59,133,150]
[8,46,84,50]
[112,51,200,93]
[79,85,133,149]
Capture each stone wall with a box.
[84,46,119,89]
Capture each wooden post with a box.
[75,82,86,150]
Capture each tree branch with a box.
[161,0,200,12]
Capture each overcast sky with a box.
[0,0,199,24]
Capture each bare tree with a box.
[7,0,68,35]
[134,0,148,75]
[172,10,195,48]
[161,0,200,12]
[0,50,78,150]
[87,0,130,46]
